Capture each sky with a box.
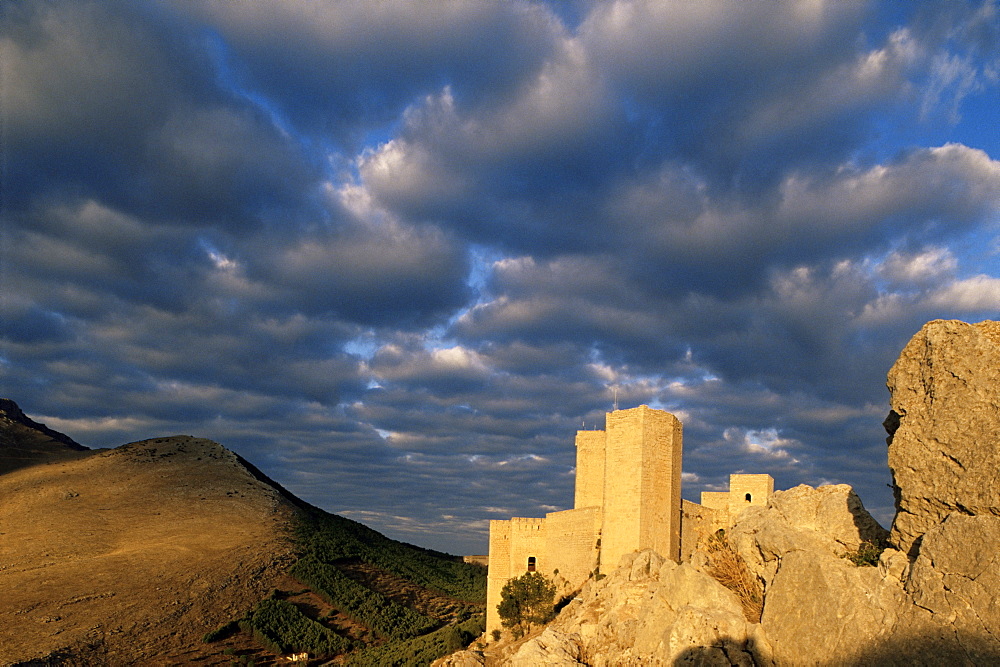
[2,0,999,556]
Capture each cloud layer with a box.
[3,0,999,554]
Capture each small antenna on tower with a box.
[613,385,619,411]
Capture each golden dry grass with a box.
[705,530,763,623]
[0,436,296,665]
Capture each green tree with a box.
[496,572,557,638]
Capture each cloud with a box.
[3,0,999,554]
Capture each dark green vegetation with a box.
[295,510,485,602]
[843,538,888,567]
[207,508,487,664]
[497,571,557,639]
[347,615,484,666]
[240,598,355,656]
[290,555,438,640]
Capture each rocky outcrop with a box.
[0,398,89,475]
[727,484,888,590]
[885,319,1000,558]
[507,549,771,666]
[481,320,1000,665]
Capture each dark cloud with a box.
[2,0,999,554]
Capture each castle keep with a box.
[486,405,773,635]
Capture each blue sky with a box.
[2,0,998,555]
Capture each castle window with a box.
[745,493,752,502]
[527,556,536,572]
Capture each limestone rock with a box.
[760,550,905,665]
[509,628,584,666]
[430,649,485,667]
[885,319,1000,557]
[728,484,888,589]
[511,550,766,666]
[906,513,1000,660]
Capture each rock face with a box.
[506,549,770,666]
[728,484,888,591]
[885,319,1000,558]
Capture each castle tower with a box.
[485,517,545,635]
[574,429,606,509]
[727,473,773,520]
[600,405,683,568]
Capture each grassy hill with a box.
[0,401,485,665]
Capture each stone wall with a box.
[544,507,602,592]
[679,499,725,561]
[485,520,511,635]
[573,430,606,510]
[602,406,682,567]
[485,517,547,635]
[700,491,729,513]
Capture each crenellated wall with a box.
[485,406,774,637]
[602,406,682,567]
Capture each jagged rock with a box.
[728,484,889,589]
[430,649,485,666]
[906,513,1000,660]
[885,319,1000,557]
[510,550,767,666]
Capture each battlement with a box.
[485,406,776,637]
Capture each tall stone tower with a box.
[574,429,606,509]
[600,405,683,567]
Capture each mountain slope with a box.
[0,402,485,665]
[0,434,297,665]
[0,398,89,475]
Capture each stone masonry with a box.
[485,405,773,636]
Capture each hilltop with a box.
[0,402,485,665]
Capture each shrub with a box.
[290,555,439,641]
[705,530,763,623]
[842,539,886,567]
[346,615,484,667]
[239,598,354,657]
[497,572,557,639]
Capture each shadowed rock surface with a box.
[0,398,89,475]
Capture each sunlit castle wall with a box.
[544,506,602,592]
[485,517,545,635]
[574,429,607,510]
[601,406,683,568]
[727,473,774,521]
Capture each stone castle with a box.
[486,405,773,635]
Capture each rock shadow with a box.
[671,630,1000,666]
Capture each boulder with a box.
[760,550,905,665]
[885,319,1000,557]
[906,513,1000,660]
[728,484,888,589]
[510,550,767,666]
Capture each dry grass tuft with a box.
[705,530,763,623]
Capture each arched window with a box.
[527,556,536,572]
[745,493,752,502]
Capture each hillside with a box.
[0,402,486,666]
[0,398,89,475]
